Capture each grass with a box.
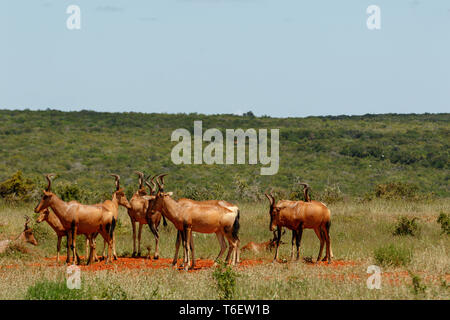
[0,198,449,299]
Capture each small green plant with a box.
[437,212,450,235]
[409,272,427,296]
[25,280,89,300]
[212,262,238,300]
[393,216,420,236]
[94,281,128,300]
[374,244,412,267]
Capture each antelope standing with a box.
[148,175,241,270]
[34,174,125,264]
[265,187,333,263]
[125,171,153,257]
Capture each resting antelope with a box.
[265,187,333,263]
[241,230,285,253]
[0,216,38,254]
[148,174,241,270]
[34,174,126,264]
[17,216,38,246]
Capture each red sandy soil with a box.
[0,256,264,273]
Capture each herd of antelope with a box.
[30,172,333,270]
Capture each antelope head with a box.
[18,216,38,246]
[35,208,51,223]
[34,174,57,214]
[111,174,131,209]
[147,174,171,214]
[264,191,280,232]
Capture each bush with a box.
[212,262,238,300]
[437,213,450,235]
[54,182,87,202]
[373,182,419,200]
[409,272,427,296]
[0,171,35,202]
[318,184,344,204]
[393,216,420,236]
[25,280,88,300]
[374,244,412,267]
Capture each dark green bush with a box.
[374,182,419,200]
[393,216,420,236]
[437,213,450,235]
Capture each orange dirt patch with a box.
[304,259,360,268]
[19,256,265,272]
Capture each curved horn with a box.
[134,171,145,189]
[110,174,120,191]
[145,174,158,195]
[45,174,56,191]
[269,192,276,204]
[157,174,168,191]
[264,192,274,206]
[299,182,311,202]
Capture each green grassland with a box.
[0,199,448,299]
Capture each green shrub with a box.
[212,262,238,300]
[374,244,412,267]
[437,213,450,235]
[55,182,87,202]
[393,216,420,236]
[0,171,35,202]
[409,272,427,296]
[25,280,88,300]
[374,182,419,200]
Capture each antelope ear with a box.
[164,192,173,197]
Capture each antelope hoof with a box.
[153,254,159,260]
[113,255,118,261]
[137,252,142,257]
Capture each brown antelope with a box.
[265,188,333,263]
[36,208,77,263]
[94,174,131,260]
[148,174,241,270]
[142,174,167,260]
[126,171,153,257]
[34,174,125,264]
[17,216,38,246]
[0,217,38,254]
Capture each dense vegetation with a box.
[0,109,448,203]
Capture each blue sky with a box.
[1,0,449,117]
